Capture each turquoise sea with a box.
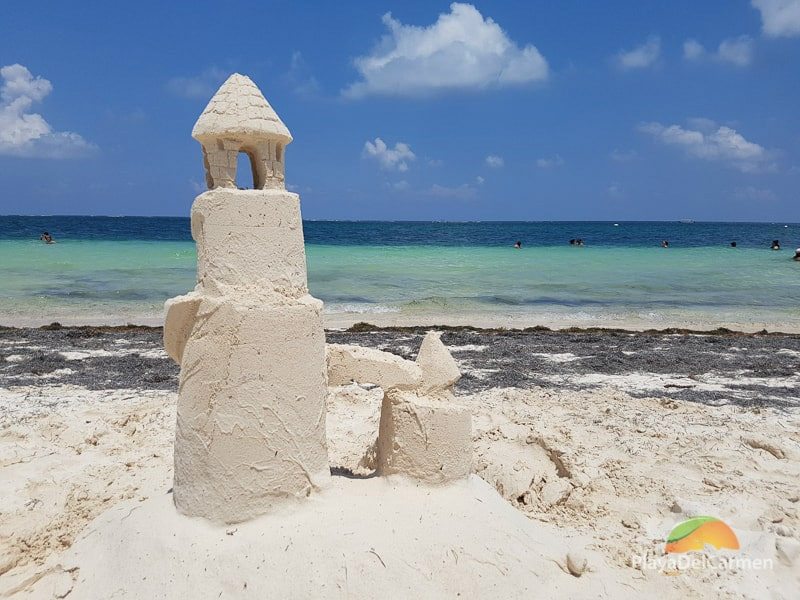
[1,217,798,330]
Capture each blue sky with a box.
[1,0,799,220]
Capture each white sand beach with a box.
[1,369,798,598]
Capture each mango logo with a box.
[665,517,739,553]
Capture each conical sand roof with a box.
[192,73,292,143]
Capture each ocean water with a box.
[1,216,798,330]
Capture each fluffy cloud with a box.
[615,36,661,70]
[610,149,638,162]
[363,137,415,171]
[343,3,548,98]
[0,64,95,158]
[638,120,775,173]
[485,154,504,168]
[752,0,800,37]
[166,67,226,99]
[386,180,410,191]
[536,154,564,169]
[683,36,754,67]
[683,39,705,60]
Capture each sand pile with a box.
[0,386,174,578]
[1,382,799,598]
[8,476,602,599]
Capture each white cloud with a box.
[485,154,504,168]
[610,149,638,162]
[427,158,444,167]
[0,64,96,159]
[166,67,226,99]
[683,36,754,67]
[615,36,661,70]
[343,3,548,98]
[476,175,485,185]
[427,183,478,199]
[638,120,775,173]
[363,137,415,171]
[388,180,410,191]
[752,0,800,37]
[734,186,778,202]
[683,39,705,60]
[285,52,320,97]
[536,154,564,169]
[718,36,755,66]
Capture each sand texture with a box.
[1,374,798,597]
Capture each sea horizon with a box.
[3,214,799,225]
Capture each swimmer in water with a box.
[730,241,737,248]
[39,231,54,244]
[794,248,800,261]
[513,240,522,249]
[771,240,781,250]
[661,240,669,248]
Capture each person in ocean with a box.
[771,240,781,250]
[39,231,54,244]
[576,238,585,246]
[793,248,800,261]
[569,239,575,245]
[661,240,669,248]
[513,240,522,249]
[730,241,737,248]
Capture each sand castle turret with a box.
[164,74,329,523]
[328,331,473,483]
[192,73,291,190]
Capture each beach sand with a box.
[1,327,798,597]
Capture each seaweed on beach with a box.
[1,325,798,409]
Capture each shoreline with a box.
[0,318,800,337]
[3,313,800,335]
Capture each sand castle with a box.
[163,74,330,522]
[164,74,471,523]
[5,75,607,600]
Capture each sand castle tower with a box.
[191,74,290,191]
[163,74,330,523]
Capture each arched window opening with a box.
[235,151,255,189]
